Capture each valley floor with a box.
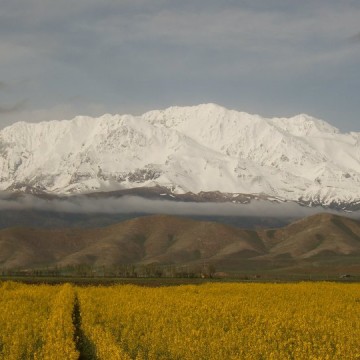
[1,272,360,286]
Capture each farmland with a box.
[0,282,359,359]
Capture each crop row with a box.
[0,282,77,359]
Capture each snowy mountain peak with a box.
[0,104,359,210]
[270,113,339,137]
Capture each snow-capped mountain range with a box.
[1,103,360,210]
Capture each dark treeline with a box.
[0,262,217,279]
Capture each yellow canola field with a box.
[39,283,79,360]
[0,282,78,360]
[0,282,359,359]
[78,282,360,360]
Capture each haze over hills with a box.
[1,104,360,210]
[1,213,359,273]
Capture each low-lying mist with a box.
[0,193,358,219]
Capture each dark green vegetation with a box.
[0,213,360,277]
[1,274,360,286]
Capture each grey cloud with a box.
[349,32,360,43]
[1,1,360,132]
[4,2,360,62]
[0,100,27,114]
[0,81,8,90]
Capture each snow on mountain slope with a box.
[0,103,359,208]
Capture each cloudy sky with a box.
[1,0,359,131]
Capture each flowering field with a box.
[1,282,359,359]
[0,282,78,360]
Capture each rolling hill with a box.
[0,213,359,273]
